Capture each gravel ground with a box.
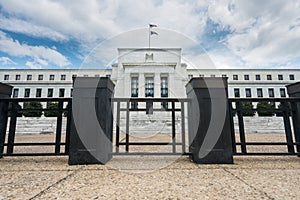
[0,134,299,199]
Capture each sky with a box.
[0,0,299,69]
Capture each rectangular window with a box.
[27,74,32,80]
[59,88,65,97]
[278,74,283,80]
[257,88,263,97]
[145,77,154,97]
[233,74,238,80]
[255,74,261,80]
[38,74,43,80]
[131,77,139,97]
[47,88,53,97]
[244,74,249,80]
[188,74,193,80]
[83,74,88,77]
[36,88,42,97]
[70,88,73,97]
[13,88,19,98]
[222,74,227,78]
[61,74,66,80]
[24,88,30,97]
[49,74,55,80]
[199,74,204,77]
[245,88,251,97]
[4,74,9,80]
[280,88,286,97]
[268,88,275,97]
[161,77,168,109]
[267,74,272,80]
[15,74,21,80]
[290,74,295,80]
[210,74,216,78]
[106,74,111,78]
[234,88,240,97]
[94,74,100,77]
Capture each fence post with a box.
[186,77,233,164]
[286,82,300,156]
[68,77,115,165]
[0,83,13,158]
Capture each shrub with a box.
[240,102,256,116]
[276,102,292,116]
[23,102,43,117]
[7,102,22,117]
[257,101,275,116]
[44,102,60,117]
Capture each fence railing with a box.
[228,97,300,156]
[0,97,72,157]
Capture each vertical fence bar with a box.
[171,101,176,153]
[228,100,237,154]
[236,101,247,154]
[0,100,9,157]
[181,101,186,154]
[116,101,120,153]
[125,101,130,152]
[65,101,72,154]
[7,102,17,154]
[55,100,63,154]
[282,101,295,153]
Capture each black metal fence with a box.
[111,97,190,156]
[229,97,300,156]
[0,97,72,157]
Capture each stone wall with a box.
[6,115,291,135]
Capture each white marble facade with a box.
[0,48,299,99]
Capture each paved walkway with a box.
[0,155,299,199]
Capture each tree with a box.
[240,102,256,116]
[23,102,43,117]
[44,102,60,117]
[276,102,292,117]
[257,102,275,116]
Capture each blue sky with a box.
[0,0,299,69]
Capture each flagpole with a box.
[148,26,151,49]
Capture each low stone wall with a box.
[6,115,292,135]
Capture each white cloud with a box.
[0,31,71,68]
[0,56,16,65]
[0,0,299,68]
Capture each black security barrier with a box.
[186,77,234,164]
[287,82,300,156]
[0,83,13,158]
[68,77,115,165]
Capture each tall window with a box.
[267,74,272,80]
[24,88,30,97]
[161,77,168,109]
[38,74,43,80]
[257,88,263,97]
[15,74,20,80]
[50,74,55,80]
[13,88,19,98]
[4,74,9,80]
[245,88,251,97]
[27,74,32,80]
[278,74,283,80]
[36,88,42,97]
[145,77,154,97]
[280,88,286,97]
[47,88,53,97]
[131,77,139,97]
[233,75,238,80]
[61,74,66,80]
[244,74,249,80]
[268,88,275,97]
[255,74,261,80]
[59,88,65,97]
[290,74,295,80]
[234,88,240,97]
